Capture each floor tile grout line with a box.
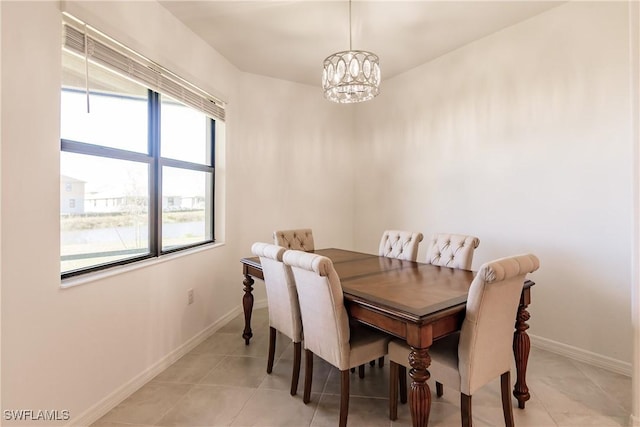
[521,370,565,425]
[227,382,262,427]
[151,353,228,387]
[195,354,231,386]
[532,356,631,422]
[150,382,197,427]
[569,358,632,417]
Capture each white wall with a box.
[0,0,635,425]
[229,71,356,256]
[0,0,3,418]
[354,1,632,366]
[629,0,640,423]
[0,1,354,425]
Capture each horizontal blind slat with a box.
[62,23,225,121]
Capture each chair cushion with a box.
[388,334,461,391]
[428,333,462,390]
[348,325,390,368]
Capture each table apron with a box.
[347,302,408,339]
[243,264,264,280]
[347,301,466,348]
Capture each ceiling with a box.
[159,1,563,87]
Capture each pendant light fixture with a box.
[322,0,380,103]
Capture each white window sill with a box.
[60,241,226,289]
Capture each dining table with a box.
[240,248,535,427]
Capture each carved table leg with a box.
[409,347,432,427]
[242,274,255,345]
[513,296,531,409]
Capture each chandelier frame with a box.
[322,0,380,103]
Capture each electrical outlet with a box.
[187,288,194,305]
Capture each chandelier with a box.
[322,0,380,103]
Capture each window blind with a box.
[62,18,225,122]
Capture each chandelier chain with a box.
[349,0,352,51]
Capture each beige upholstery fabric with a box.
[273,228,315,251]
[389,334,461,392]
[389,253,539,395]
[378,230,424,262]
[424,233,480,270]
[251,242,302,343]
[459,253,539,394]
[282,250,389,371]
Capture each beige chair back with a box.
[283,250,351,370]
[378,230,424,261]
[458,254,539,395]
[274,228,315,251]
[251,242,302,343]
[425,233,480,270]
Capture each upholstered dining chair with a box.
[273,228,315,251]
[379,230,424,262]
[251,242,303,396]
[388,253,540,427]
[283,250,390,427]
[425,233,480,270]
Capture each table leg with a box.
[409,346,432,427]
[242,274,254,345]
[513,297,531,408]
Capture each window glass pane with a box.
[162,167,212,250]
[61,50,148,153]
[61,152,150,274]
[160,95,210,165]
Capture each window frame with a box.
[60,15,224,280]
[60,88,217,279]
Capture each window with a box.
[60,18,224,278]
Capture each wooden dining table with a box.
[240,248,535,427]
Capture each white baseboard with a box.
[530,334,632,377]
[69,306,243,427]
[254,298,267,309]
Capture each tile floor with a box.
[92,308,631,427]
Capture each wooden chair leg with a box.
[389,361,399,420]
[378,356,384,368]
[267,326,276,374]
[350,367,355,373]
[290,342,302,396]
[501,371,515,427]
[303,349,313,404]
[358,364,365,379]
[370,360,375,367]
[399,365,407,404]
[461,393,472,427]
[339,370,350,427]
[436,381,444,397]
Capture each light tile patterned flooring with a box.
[92,308,631,427]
